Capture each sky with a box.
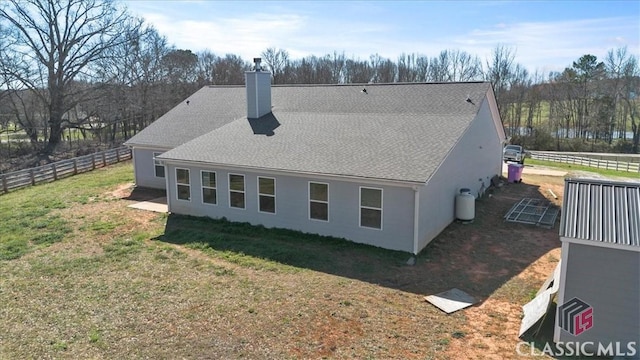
[123,0,640,75]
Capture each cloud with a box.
[450,17,640,72]
[132,2,638,75]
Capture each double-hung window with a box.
[176,168,190,201]
[360,187,382,229]
[229,174,245,209]
[153,152,165,178]
[201,171,217,205]
[258,177,276,213]
[309,182,329,221]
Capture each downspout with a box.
[130,147,138,187]
[413,185,420,255]
[162,161,171,212]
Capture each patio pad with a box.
[128,197,168,213]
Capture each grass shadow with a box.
[155,179,562,299]
[123,186,166,201]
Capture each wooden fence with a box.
[529,151,640,173]
[1,147,131,194]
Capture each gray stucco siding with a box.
[415,96,503,252]
[164,164,416,253]
[556,241,640,346]
[132,147,169,189]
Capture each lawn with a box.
[527,158,640,179]
[1,162,563,359]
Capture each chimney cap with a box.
[253,57,262,71]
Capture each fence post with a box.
[30,169,35,186]
[92,154,96,170]
[102,152,106,167]
[1,175,7,194]
[116,148,120,162]
[52,163,57,180]
[73,159,78,174]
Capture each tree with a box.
[261,47,289,84]
[0,0,133,154]
[213,54,248,85]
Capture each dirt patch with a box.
[439,175,564,359]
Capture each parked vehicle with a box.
[503,145,525,164]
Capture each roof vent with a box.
[253,57,262,72]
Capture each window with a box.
[201,171,217,205]
[176,168,190,201]
[309,182,329,221]
[229,174,245,209]
[153,152,164,178]
[258,177,276,213]
[360,187,382,229]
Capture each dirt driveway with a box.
[502,163,568,177]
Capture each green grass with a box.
[158,214,408,275]
[0,162,134,260]
[528,158,640,179]
[1,160,562,359]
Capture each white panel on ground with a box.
[424,288,477,314]
[519,261,561,337]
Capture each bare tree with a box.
[213,54,249,85]
[0,0,133,154]
[261,47,289,84]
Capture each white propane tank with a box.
[455,188,475,221]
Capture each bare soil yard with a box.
[1,164,567,359]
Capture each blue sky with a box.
[123,0,639,74]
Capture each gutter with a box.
[157,157,425,189]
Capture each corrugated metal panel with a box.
[560,178,640,247]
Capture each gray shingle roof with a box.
[124,86,247,148]
[150,82,493,183]
[560,178,640,247]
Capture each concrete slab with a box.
[424,288,478,314]
[128,197,168,213]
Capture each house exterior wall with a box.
[554,240,640,349]
[415,95,504,252]
[164,164,416,253]
[132,147,169,189]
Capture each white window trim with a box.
[175,167,191,202]
[153,152,165,178]
[228,173,246,210]
[308,181,329,222]
[200,170,217,206]
[359,186,383,230]
[257,176,276,214]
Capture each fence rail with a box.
[1,146,131,194]
[529,151,640,173]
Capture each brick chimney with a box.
[245,58,272,119]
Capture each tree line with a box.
[0,0,638,169]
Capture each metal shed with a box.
[554,178,640,355]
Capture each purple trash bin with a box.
[507,163,524,183]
